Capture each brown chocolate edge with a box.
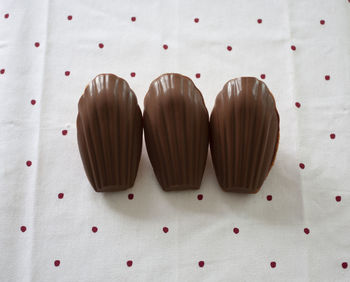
[145,73,208,116]
[78,73,139,108]
[247,77,280,194]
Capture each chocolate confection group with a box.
[77,73,279,194]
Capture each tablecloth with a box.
[1,0,350,281]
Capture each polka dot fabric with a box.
[0,0,349,281]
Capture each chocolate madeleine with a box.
[210,77,279,193]
[144,73,209,191]
[77,74,142,192]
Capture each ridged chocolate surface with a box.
[144,73,209,191]
[77,74,142,192]
[210,77,279,193]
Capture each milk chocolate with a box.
[210,77,279,193]
[77,74,143,192]
[143,73,209,191]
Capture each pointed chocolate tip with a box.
[210,77,279,193]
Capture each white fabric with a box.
[1,0,350,281]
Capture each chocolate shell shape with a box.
[210,77,279,193]
[144,73,209,191]
[77,74,142,192]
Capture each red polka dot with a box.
[128,193,134,200]
[58,193,64,199]
[335,196,341,202]
[197,194,203,200]
[195,73,201,79]
[257,18,262,24]
[34,42,40,48]
[92,226,98,233]
[131,17,136,22]
[67,15,72,20]
[163,44,168,50]
[270,261,276,268]
[54,260,60,267]
[320,20,325,25]
[20,226,27,232]
[342,262,348,269]
[299,163,305,169]
[291,45,296,51]
[127,260,133,267]
[304,228,310,234]
[260,74,266,79]
[65,71,70,76]
[227,45,232,51]
[233,227,239,234]
[198,261,205,267]
[325,75,330,80]
[4,13,9,19]
[0,69,5,74]
[26,160,32,167]
[267,195,272,201]
[62,130,68,136]
[31,99,36,105]
[330,133,336,139]
[98,43,104,49]
[194,18,199,23]
[163,227,169,233]
[295,102,301,108]
[130,72,136,77]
